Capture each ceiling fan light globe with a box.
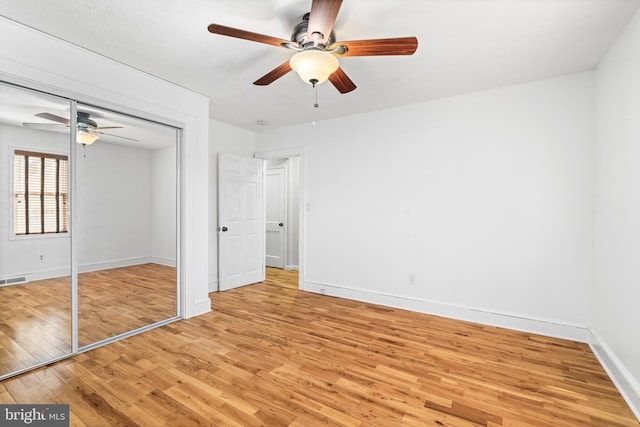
[77,130,99,146]
[289,50,339,85]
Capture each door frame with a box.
[265,162,288,269]
[256,147,306,290]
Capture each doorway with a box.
[261,151,304,288]
[265,158,301,271]
[217,148,305,291]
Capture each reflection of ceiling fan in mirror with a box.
[22,111,138,145]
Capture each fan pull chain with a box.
[311,79,320,108]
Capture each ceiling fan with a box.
[207,0,418,94]
[23,111,137,145]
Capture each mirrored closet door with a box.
[75,104,179,348]
[0,81,180,379]
[0,83,73,377]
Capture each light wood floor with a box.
[0,264,176,375]
[1,268,638,426]
[265,267,298,290]
[0,276,72,374]
[77,264,177,346]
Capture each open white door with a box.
[218,153,264,291]
[265,166,287,268]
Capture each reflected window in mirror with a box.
[13,149,69,236]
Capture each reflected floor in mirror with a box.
[0,277,72,374]
[78,263,177,347]
[0,263,176,376]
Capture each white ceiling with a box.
[1,0,639,132]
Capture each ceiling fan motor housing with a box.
[291,13,336,49]
[77,111,98,129]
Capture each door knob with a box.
[221,226,228,232]
[278,222,284,227]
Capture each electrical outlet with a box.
[408,274,415,285]
[39,254,44,261]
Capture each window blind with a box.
[14,150,69,235]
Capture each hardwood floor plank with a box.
[162,384,245,427]
[265,267,299,290]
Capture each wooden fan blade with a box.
[253,61,293,86]
[337,37,418,57]
[308,0,343,45]
[208,23,292,48]
[328,67,356,94]
[35,112,70,125]
[95,126,124,130]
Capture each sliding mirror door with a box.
[75,104,178,348]
[0,81,180,378]
[0,83,72,377]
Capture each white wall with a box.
[287,157,300,269]
[0,125,70,280]
[594,9,640,415]
[209,119,256,290]
[76,141,153,271]
[257,72,596,332]
[151,145,177,266]
[0,17,210,317]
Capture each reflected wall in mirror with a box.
[75,104,178,348]
[0,83,72,377]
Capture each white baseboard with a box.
[285,265,299,271]
[78,256,153,273]
[303,280,639,421]
[208,279,219,293]
[25,268,70,282]
[588,330,640,420]
[304,280,590,342]
[190,298,212,319]
[150,256,177,267]
[10,258,171,282]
